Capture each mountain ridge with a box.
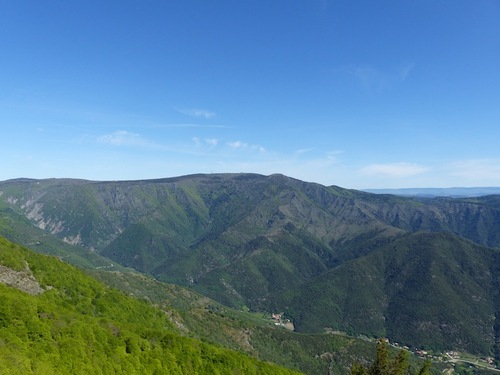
[1,173,500,359]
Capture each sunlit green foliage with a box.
[0,236,299,374]
[92,268,436,375]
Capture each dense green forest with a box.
[0,234,440,375]
[2,174,500,371]
[0,236,299,374]
[91,269,392,375]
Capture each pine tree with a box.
[417,360,431,375]
[351,339,429,375]
[389,349,409,375]
[370,340,391,375]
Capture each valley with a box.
[1,173,500,373]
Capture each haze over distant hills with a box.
[364,187,500,197]
[1,173,500,367]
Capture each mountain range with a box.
[364,187,500,198]
[1,173,499,366]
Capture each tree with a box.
[351,363,368,375]
[351,340,430,375]
[389,349,409,375]
[370,340,391,375]
[417,360,431,375]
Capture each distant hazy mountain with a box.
[1,173,500,360]
[364,187,500,197]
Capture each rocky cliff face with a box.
[0,263,46,295]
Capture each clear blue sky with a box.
[1,0,499,189]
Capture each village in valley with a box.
[271,312,295,331]
[382,338,499,373]
[318,328,500,373]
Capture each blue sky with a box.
[1,0,499,189]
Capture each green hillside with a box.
[280,232,497,354]
[2,173,500,361]
[91,269,395,375]
[0,236,299,374]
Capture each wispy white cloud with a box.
[447,159,500,183]
[205,138,219,147]
[96,130,154,147]
[192,137,201,147]
[156,123,229,129]
[398,62,415,81]
[349,65,388,92]
[294,148,315,155]
[360,162,429,178]
[227,141,265,153]
[227,141,247,149]
[176,108,216,119]
[339,62,415,93]
[192,137,219,148]
[325,150,343,161]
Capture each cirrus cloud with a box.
[227,141,265,153]
[176,108,216,119]
[192,137,219,148]
[447,159,500,183]
[96,130,153,147]
[337,62,415,93]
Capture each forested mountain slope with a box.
[1,173,500,358]
[281,232,497,353]
[0,235,299,374]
